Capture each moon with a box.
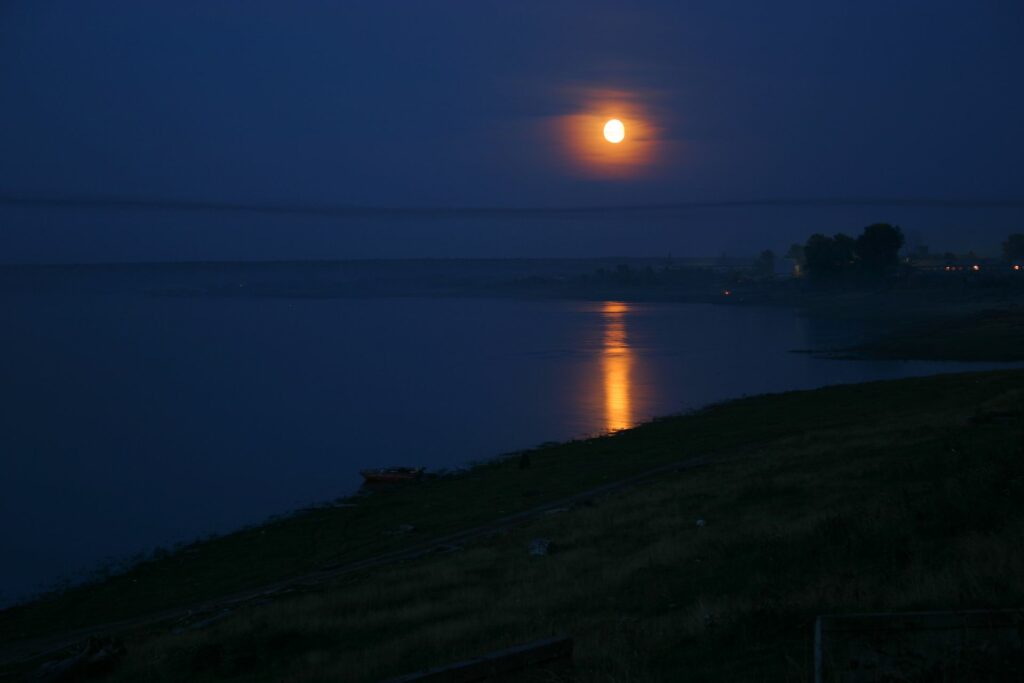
[603,119,625,144]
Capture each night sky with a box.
[2,2,1023,260]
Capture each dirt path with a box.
[0,453,715,672]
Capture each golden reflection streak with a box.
[601,301,633,432]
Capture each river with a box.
[0,294,1008,604]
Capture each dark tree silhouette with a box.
[785,243,806,276]
[854,223,904,273]
[1002,234,1024,262]
[754,249,775,276]
[804,233,855,278]
[834,233,857,261]
[785,243,804,263]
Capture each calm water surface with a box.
[0,295,1008,603]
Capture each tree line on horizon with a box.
[783,225,1024,280]
[784,223,904,280]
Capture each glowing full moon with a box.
[603,119,625,143]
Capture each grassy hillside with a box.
[4,370,1024,681]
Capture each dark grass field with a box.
[853,308,1024,361]
[4,370,1024,681]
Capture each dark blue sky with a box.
[1,1,1023,260]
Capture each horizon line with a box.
[0,255,759,268]
[3,194,1024,216]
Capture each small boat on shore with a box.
[359,466,425,483]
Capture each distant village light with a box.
[972,264,981,271]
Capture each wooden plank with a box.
[381,636,573,682]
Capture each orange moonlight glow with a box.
[601,301,633,432]
[603,118,625,143]
[554,88,661,179]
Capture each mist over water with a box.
[0,293,1010,605]
[2,203,1024,262]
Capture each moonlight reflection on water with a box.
[601,301,634,432]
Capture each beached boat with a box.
[359,466,425,483]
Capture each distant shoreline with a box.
[6,259,1024,363]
